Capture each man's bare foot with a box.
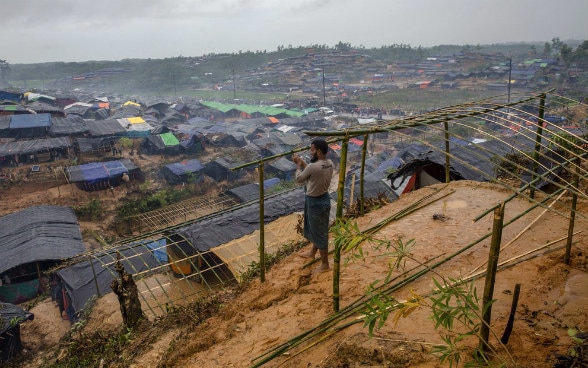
[314,264,330,273]
[297,252,315,259]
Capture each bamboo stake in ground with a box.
[565,157,580,265]
[501,283,521,344]
[333,137,349,312]
[468,191,565,276]
[479,202,505,354]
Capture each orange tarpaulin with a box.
[268,117,279,123]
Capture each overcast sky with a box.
[3,0,587,64]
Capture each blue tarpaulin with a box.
[66,159,137,184]
[9,113,51,128]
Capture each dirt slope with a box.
[13,180,588,367]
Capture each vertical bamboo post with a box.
[444,121,450,183]
[479,202,505,353]
[360,134,369,216]
[333,136,349,312]
[89,256,102,297]
[259,162,266,283]
[530,93,546,199]
[564,157,580,265]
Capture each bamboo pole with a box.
[500,283,521,345]
[333,136,349,312]
[468,190,565,276]
[360,134,368,216]
[444,120,450,183]
[530,93,546,200]
[259,162,266,282]
[349,173,356,209]
[479,202,505,354]
[564,157,580,265]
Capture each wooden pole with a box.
[349,173,356,210]
[333,137,349,312]
[360,134,369,216]
[444,121,450,183]
[479,202,505,353]
[530,93,546,199]
[564,157,580,265]
[259,162,266,282]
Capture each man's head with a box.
[310,139,329,162]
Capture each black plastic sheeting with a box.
[86,119,127,137]
[49,115,88,136]
[0,206,85,274]
[387,137,555,184]
[0,136,71,157]
[175,187,305,254]
[56,242,162,316]
[0,302,34,362]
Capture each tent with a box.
[86,119,127,137]
[160,159,205,185]
[56,240,164,319]
[173,188,304,253]
[141,132,180,155]
[0,113,51,139]
[49,115,88,136]
[0,136,71,166]
[66,159,140,191]
[204,158,245,182]
[266,157,296,180]
[0,206,85,304]
[0,302,34,362]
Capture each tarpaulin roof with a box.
[0,136,71,157]
[0,205,85,274]
[162,159,204,176]
[66,159,138,184]
[226,183,260,203]
[9,113,51,129]
[86,119,127,137]
[199,101,305,117]
[159,132,180,146]
[57,241,163,314]
[49,115,88,136]
[0,302,33,335]
[174,188,304,253]
[387,136,562,184]
[74,137,115,153]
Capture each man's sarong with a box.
[303,193,331,250]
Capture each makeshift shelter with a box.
[56,240,165,320]
[140,132,180,155]
[86,119,127,137]
[167,188,305,280]
[66,158,140,191]
[0,90,22,103]
[0,113,51,139]
[49,115,88,136]
[204,158,245,182]
[0,302,34,362]
[74,137,116,154]
[386,137,558,193]
[160,159,205,185]
[0,206,85,304]
[225,183,260,203]
[0,136,71,166]
[266,157,296,180]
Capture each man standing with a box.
[292,139,334,272]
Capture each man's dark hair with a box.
[311,139,329,155]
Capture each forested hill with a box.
[2,40,586,98]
